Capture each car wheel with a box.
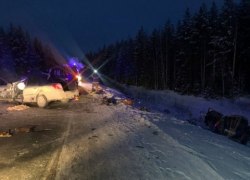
[37,95,48,108]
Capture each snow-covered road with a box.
[49,95,241,180]
[0,92,249,180]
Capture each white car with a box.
[23,83,70,108]
[0,78,71,108]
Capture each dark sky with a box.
[0,0,224,56]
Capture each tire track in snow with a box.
[42,113,72,180]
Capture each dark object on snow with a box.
[152,131,159,135]
[163,109,170,114]
[187,118,198,126]
[139,106,150,112]
[204,108,223,133]
[204,108,249,145]
[222,115,249,145]
[95,89,104,94]
[102,96,117,105]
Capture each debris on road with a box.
[0,125,52,138]
[12,125,52,134]
[0,130,12,137]
[13,125,37,133]
[122,98,134,106]
[138,106,150,112]
[7,104,30,111]
[91,82,103,94]
[102,96,117,105]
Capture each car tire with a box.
[37,95,48,108]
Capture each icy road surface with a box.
[0,94,249,180]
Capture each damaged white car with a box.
[0,78,74,108]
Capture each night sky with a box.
[0,0,224,56]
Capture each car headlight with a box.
[17,82,26,90]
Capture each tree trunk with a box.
[213,54,216,82]
[232,24,238,80]
[202,41,206,91]
[222,68,225,97]
[165,36,169,89]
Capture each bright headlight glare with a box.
[76,75,82,81]
[17,82,26,90]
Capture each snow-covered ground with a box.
[114,84,250,122]
[102,84,250,179]
[1,83,249,179]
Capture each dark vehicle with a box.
[204,109,250,145]
[48,65,80,91]
[205,108,223,132]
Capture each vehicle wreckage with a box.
[0,78,78,108]
[205,108,250,145]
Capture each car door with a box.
[23,86,40,102]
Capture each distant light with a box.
[17,82,26,90]
[94,69,98,74]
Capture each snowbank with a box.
[114,84,250,122]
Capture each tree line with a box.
[0,24,58,80]
[87,0,250,98]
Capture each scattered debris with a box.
[7,105,30,111]
[78,86,89,95]
[122,99,134,106]
[13,125,37,133]
[89,135,99,139]
[73,95,80,101]
[139,106,150,112]
[0,130,12,137]
[102,96,117,105]
[0,125,52,138]
[152,131,159,135]
[96,89,105,94]
[92,82,102,93]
